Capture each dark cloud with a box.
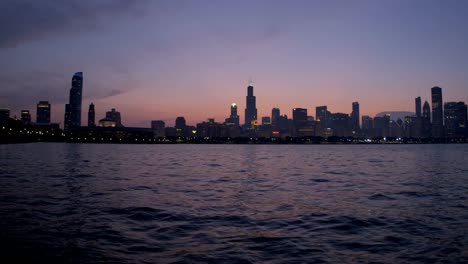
[0,70,68,107]
[0,0,150,48]
[0,69,133,109]
[99,89,129,99]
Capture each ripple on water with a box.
[368,193,396,200]
[0,144,467,263]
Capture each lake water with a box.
[0,143,467,263]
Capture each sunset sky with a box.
[1,0,467,127]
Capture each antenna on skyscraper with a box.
[248,76,253,86]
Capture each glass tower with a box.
[64,72,83,130]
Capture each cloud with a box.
[99,89,129,100]
[0,69,134,110]
[0,70,69,107]
[0,0,150,48]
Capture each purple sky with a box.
[1,0,467,127]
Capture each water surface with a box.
[0,143,467,263]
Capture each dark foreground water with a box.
[0,143,467,263]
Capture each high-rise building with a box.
[444,102,467,138]
[293,108,307,124]
[316,106,328,127]
[373,114,391,137]
[278,115,290,132]
[21,110,31,125]
[175,117,186,129]
[0,109,9,123]
[271,108,280,128]
[230,103,239,126]
[415,97,422,117]
[351,102,360,130]
[225,103,239,126]
[330,113,351,137]
[64,72,83,130]
[244,80,257,128]
[175,117,187,137]
[292,108,308,133]
[431,86,443,138]
[422,101,431,138]
[88,103,95,127]
[362,115,373,130]
[36,101,51,124]
[405,115,423,138]
[106,108,122,127]
[151,120,166,138]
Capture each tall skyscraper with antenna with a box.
[431,86,443,138]
[244,79,257,128]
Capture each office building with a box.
[316,106,328,127]
[64,72,83,130]
[175,117,186,129]
[151,120,165,138]
[271,108,280,128]
[373,114,391,137]
[415,97,421,117]
[292,108,308,127]
[244,80,257,128]
[261,116,271,125]
[0,109,9,123]
[351,102,360,130]
[225,103,240,126]
[362,115,373,130]
[175,116,186,137]
[88,103,95,127]
[292,108,309,136]
[21,110,31,125]
[36,101,51,124]
[422,101,431,137]
[431,86,443,137]
[329,113,351,137]
[444,102,467,138]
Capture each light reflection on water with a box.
[0,143,467,263]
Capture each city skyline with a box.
[2,74,467,129]
[1,0,468,127]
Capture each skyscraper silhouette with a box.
[444,102,467,138]
[316,106,328,128]
[36,101,51,124]
[351,102,360,130]
[175,117,186,129]
[415,97,422,117]
[0,109,9,123]
[271,108,280,129]
[244,80,257,128]
[229,103,240,126]
[88,103,95,127]
[422,101,431,138]
[292,108,308,128]
[21,110,31,125]
[431,86,443,137]
[64,72,83,130]
[151,120,166,137]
